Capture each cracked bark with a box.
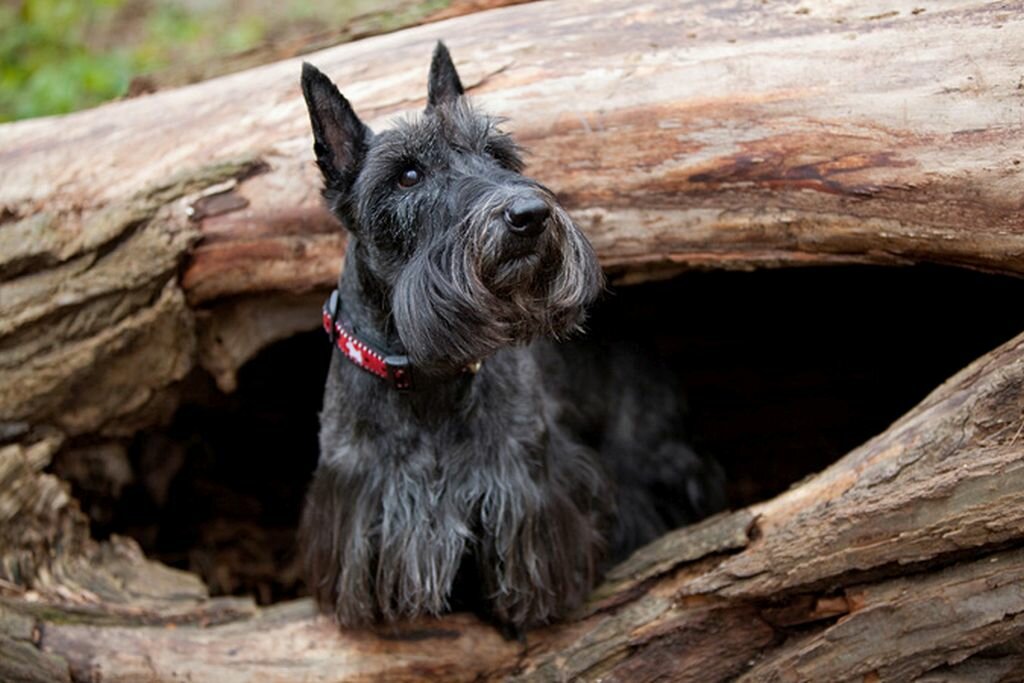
[1,0,1023,680]
[17,322,1024,680]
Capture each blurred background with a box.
[0,0,497,122]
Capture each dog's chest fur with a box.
[310,342,608,626]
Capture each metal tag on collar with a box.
[323,289,340,343]
[385,355,413,391]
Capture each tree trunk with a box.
[15,327,1024,681]
[1,0,1023,681]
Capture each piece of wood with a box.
[2,0,1023,427]
[3,327,1020,682]
[41,602,520,683]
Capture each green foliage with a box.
[0,0,129,121]
[0,0,445,123]
[0,0,270,122]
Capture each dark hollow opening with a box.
[61,264,1024,605]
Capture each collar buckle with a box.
[323,289,341,343]
[385,355,413,391]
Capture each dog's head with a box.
[302,43,603,374]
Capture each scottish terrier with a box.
[299,43,724,630]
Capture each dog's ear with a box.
[301,62,370,191]
[427,42,464,109]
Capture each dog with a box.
[299,43,725,630]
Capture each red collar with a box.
[322,290,414,390]
[323,290,483,390]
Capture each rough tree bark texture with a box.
[15,328,1024,681]
[1,0,1022,681]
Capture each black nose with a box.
[503,197,550,238]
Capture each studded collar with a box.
[321,289,480,391]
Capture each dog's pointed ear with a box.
[301,62,370,190]
[427,42,464,109]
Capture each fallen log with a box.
[12,328,1024,681]
[1,0,1023,680]
[1,0,1021,410]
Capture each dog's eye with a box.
[398,168,422,188]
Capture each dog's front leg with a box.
[300,460,380,626]
[475,434,609,628]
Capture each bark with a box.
[1,0,1021,408]
[5,327,1023,682]
[1,0,1023,680]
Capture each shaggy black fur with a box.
[299,43,725,630]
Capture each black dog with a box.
[299,43,724,629]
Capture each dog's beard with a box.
[392,195,603,373]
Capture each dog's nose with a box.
[503,197,550,238]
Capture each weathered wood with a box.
[4,327,1020,682]
[739,547,1024,682]
[2,0,1022,427]
[685,329,1024,600]
[0,604,71,683]
[41,602,520,683]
